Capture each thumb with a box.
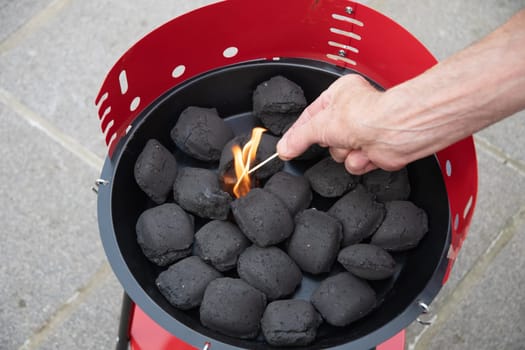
[344,150,377,175]
[277,93,331,160]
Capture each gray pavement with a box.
[0,1,523,349]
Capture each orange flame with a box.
[232,127,266,198]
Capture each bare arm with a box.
[277,9,525,174]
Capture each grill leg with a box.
[116,292,134,350]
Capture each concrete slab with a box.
[406,147,525,345]
[417,213,525,350]
[361,0,524,60]
[0,103,106,349]
[38,272,123,350]
[0,0,53,42]
[444,147,525,289]
[478,110,525,165]
[0,0,217,159]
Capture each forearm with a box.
[378,9,525,161]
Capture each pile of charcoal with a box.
[132,76,428,347]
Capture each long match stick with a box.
[248,152,280,174]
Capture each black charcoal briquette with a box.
[218,135,246,179]
[287,209,342,274]
[305,157,360,197]
[218,134,284,181]
[328,185,385,247]
[156,256,222,310]
[252,133,284,180]
[173,167,232,220]
[194,220,250,272]
[253,76,307,135]
[200,277,267,339]
[362,168,411,202]
[134,139,177,204]
[311,272,376,327]
[337,244,396,280]
[231,188,294,247]
[237,245,302,300]
[264,172,312,215]
[136,203,194,266]
[371,201,429,251]
[170,106,234,161]
[261,300,322,347]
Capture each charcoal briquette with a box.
[253,76,307,135]
[252,133,284,180]
[261,299,322,347]
[305,157,360,197]
[156,256,222,310]
[194,220,250,272]
[136,203,194,266]
[237,245,302,300]
[287,209,342,274]
[361,168,411,202]
[311,272,376,327]
[371,201,429,251]
[200,277,267,339]
[218,135,246,178]
[337,244,396,280]
[264,171,312,215]
[218,134,284,181]
[328,185,385,247]
[173,167,232,220]
[134,139,178,204]
[170,106,234,161]
[231,188,294,247]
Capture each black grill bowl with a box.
[97,59,450,350]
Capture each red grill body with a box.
[95,1,478,349]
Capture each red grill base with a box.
[125,300,405,350]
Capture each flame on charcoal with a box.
[231,127,266,198]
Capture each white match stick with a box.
[247,152,280,174]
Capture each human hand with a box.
[276,74,411,175]
[278,9,525,174]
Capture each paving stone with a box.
[0,0,53,42]
[2,1,524,349]
[443,148,525,290]
[406,146,525,345]
[358,1,525,165]
[0,0,217,159]
[0,104,106,349]
[39,272,123,350]
[478,110,525,165]
[361,0,524,60]
[423,217,525,350]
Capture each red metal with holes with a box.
[96,0,478,348]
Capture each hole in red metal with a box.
[223,47,238,58]
[119,70,128,95]
[172,65,186,78]
[130,97,141,111]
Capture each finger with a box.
[277,95,331,160]
[290,91,331,129]
[329,147,350,163]
[362,162,379,174]
[344,150,372,175]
